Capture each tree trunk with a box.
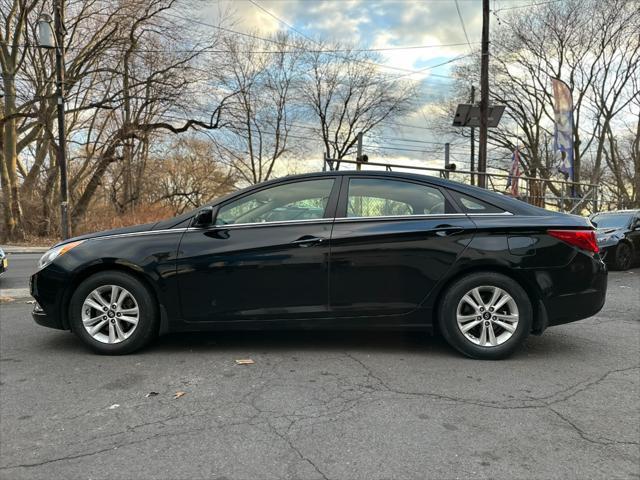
[2,75,24,240]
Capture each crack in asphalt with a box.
[344,353,640,411]
[549,407,640,447]
[2,355,639,473]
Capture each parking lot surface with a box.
[0,264,639,480]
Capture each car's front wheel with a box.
[438,272,532,360]
[69,271,158,354]
[613,242,633,270]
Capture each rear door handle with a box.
[433,225,465,237]
[291,235,325,247]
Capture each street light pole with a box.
[38,1,68,239]
[54,0,69,239]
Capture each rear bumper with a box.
[543,254,608,327]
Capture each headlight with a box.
[37,240,85,270]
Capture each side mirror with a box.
[193,207,214,228]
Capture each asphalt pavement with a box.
[0,253,40,292]
[0,255,639,480]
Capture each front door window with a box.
[217,179,335,225]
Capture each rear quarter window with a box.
[449,191,505,214]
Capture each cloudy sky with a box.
[193,0,529,172]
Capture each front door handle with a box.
[291,235,325,247]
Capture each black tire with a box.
[613,242,633,271]
[69,271,158,355]
[438,272,532,360]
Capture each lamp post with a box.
[37,1,69,240]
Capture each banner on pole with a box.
[551,78,574,181]
[506,147,521,197]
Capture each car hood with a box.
[52,222,158,248]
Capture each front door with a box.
[329,176,475,317]
[177,178,338,322]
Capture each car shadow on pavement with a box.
[35,325,593,360]
[148,328,586,360]
[157,329,450,355]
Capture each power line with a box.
[493,0,561,12]
[165,9,467,82]
[248,0,316,44]
[18,41,476,55]
[454,0,474,55]
[249,0,470,81]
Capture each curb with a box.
[2,246,48,254]
[0,288,32,301]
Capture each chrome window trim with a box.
[200,217,335,230]
[333,211,513,222]
[467,211,514,216]
[188,210,514,230]
[334,213,467,222]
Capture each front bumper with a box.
[32,302,65,330]
[30,269,67,330]
[597,244,617,263]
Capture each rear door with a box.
[328,176,476,317]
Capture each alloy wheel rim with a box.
[81,285,139,344]
[456,286,519,347]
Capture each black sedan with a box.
[591,210,640,270]
[30,171,607,359]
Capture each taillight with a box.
[548,229,599,254]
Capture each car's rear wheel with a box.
[69,271,158,355]
[613,242,633,270]
[438,272,532,360]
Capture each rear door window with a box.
[345,178,450,218]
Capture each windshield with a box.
[591,214,631,229]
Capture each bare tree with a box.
[150,136,236,214]
[1,0,235,240]
[432,0,639,208]
[211,32,304,185]
[302,44,416,164]
[1,0,39,239]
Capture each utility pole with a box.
[477,0,490,189]
[444,143,450,179]
[470,85,476,186]
[54,0,69,239]
[356,132,363,171]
